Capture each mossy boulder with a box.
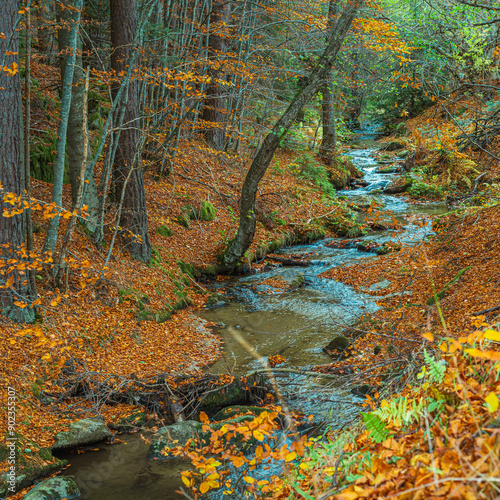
[383,176,413,194]
[23,477,80,500]
[156,225,173,237]
[198,201,217,221]
[0,438,67,498]
[323,335,350,357]
[52,418,111,450]
[289,274,305,290]
[148,420,203,459]
[176,213,191,228]
[376,242,401,255]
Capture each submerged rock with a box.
[323,335,351,358]
[52,418,111,450]
[23,477,80,500]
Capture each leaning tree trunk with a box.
[219,0,364,273]
[0,1,35,323]
[110,0,151,262]
[320,0,340,164]
[201,0,230,150]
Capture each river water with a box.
[57,133,447,499]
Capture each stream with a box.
[57,131,448,499]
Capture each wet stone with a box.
[52,418,111,451]
[23,477,80,500]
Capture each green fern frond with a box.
[362,412,390,443]
[424,349,446,384]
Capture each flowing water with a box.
[57,132,448,499]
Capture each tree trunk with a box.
[320,0,340,164]
[43,0,84,255]
[219,0,364,273]
[110,0,151,262]
[0,1,35,323]
[57,0,98,231]
[201,0,230,150]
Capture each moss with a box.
[177,259,196,278]
[156,225,173,237]
[289,274,305,290]
[199,200,217,221]
[176,213,191,228]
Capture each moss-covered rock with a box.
[289,274,305,290]
[52,418,111,450]
[383,176,413,194]
[176,213,191,228]
[23,477,80,500]
[383,141,405,152]
[213,405,268,422]
[156,225,173,237]
[198,201,217,221]
[0,438,67,498]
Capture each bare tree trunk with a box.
[320,0,340,164]
[57,0,98,231]
[202,0,230,150]
[110,0,151,262]
[0,1,35,323]
[44,0,84,255]
[35,0,56,65]
[219,1,364,273]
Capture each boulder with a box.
[148,420,203,459]
[23,477,80,500]
[323,335,350,358]
[0,437,67,497]
[52,418,111,450]
[351,384,377,398]
[383,141,405,152]
[383,176,413,194]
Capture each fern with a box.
[423,349,446,384]
[373,397,424,427]
[362,412,390,443]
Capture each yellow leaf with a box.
[243,476,255,484]
[285,451,297,463]
[484,330,500,342]
[181,476,191,487]
[485,392,499,413]
[422,332,434,342]
[465,348,500,361]
[252,430,264,441]
[199,482,210,494]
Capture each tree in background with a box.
[110,0,151,262]
[0,1,35,323]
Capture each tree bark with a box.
[43,0,84,255]
[0,1,35,322]
[219,0,364,273]
[57,0,98,231]
[201,0,230,150]
[320,0,340,164]
[110,0,151,262]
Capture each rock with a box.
[0,440,66,498]
[383,176,413,194]
[377,165,398,174]
[176,213,190,228]
[323,335,350,357]
[148,420,203,459]
[198,378,251,412]
[363,279,391,292]
[357,240,380,253]
[396,150,410,159]
[350,195,377,210]
[351,384,377,398]
[23,477,80,500]
[383,141,405,152]
[213,405,268,422]
[289,274,305,290]
[376,243,401,255]
[156,225,173,237]
[52,418,111,450]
